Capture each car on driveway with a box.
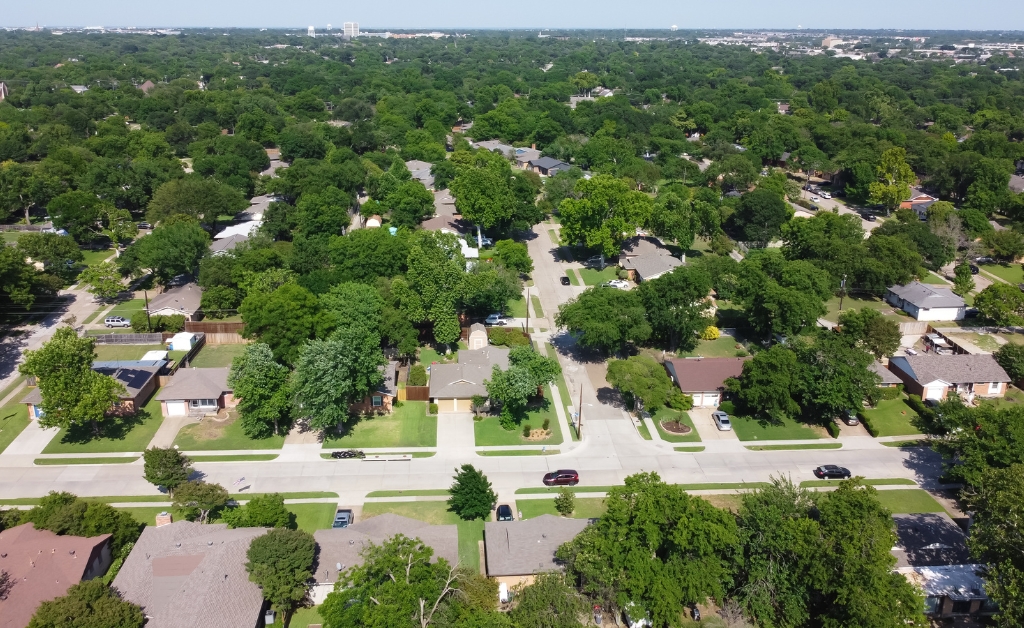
[821,192,832,199]
[842,409,860,426]
[332,509,353,528]
[711,410,732,431]
[969,264,979,275]
[860,212,877,222]
[813,465,851,479]
[584,256,605,267]
[542,470,579,486]
[601,279,630,290]
[484,313,511,326]
[560,276,571,286]
[104,316,131,328]
[496,504,514,521]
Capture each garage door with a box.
[165,401,188,416]
[436,399,456,413]
[703,393,720,407]
[923,386,944,401]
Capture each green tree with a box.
[105,207,138,247]
[123,218,210,284]
[240,283,332,365]
[952,262,976,297]
[995,343,1024,384]
[975,282,1024,327]
[292,327,386,433]
[17,232,84,277]
[559,175,654,258]
[923,401,1024,488]
[794,330,878,423]
[837,308,902,360]
[638,266,713,351]
[172,480,228,524]
[461,262,523,316]
[28,580,143,628]
[555,288,651,355]
[142,447,193,496]
[508,573,588,628]
[407,231,466,346]
[146,175,247,227]
[223,493,292,529]
[650,192,697,250]
[728,345,801,423]
[0,245,36,310]
[19,327,126,435]
[78,262,123,301]
[19,491,141,555]
[982,229,1024,262]
[493,239,533,274]
[868,148,914,216]
[47,190,103,243]
[228,343,292,438]
[245,528,316,622]
[319,282,383,338]
[733,188,791,247]
[736,251,832,339]
[386,180,435,228]
[447,464,497,521]
[554,488,575,516]
[556,472,738,625]
[485,362,538,427]
[606,354,674,413]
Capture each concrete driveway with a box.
[798,190,881,234]
[690,407,739,441]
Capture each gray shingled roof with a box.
[621,253,682,281]
[529,156,569,170]
[147,283,202,315]
[210,233,248,254]
[112,522,268,628]
[377,361,399,397]
[155,367,231,401]
[889,354,1010,385]
[22,364,161,405]
[313,514,458,584]
[892,513,970,569]
[887,282,964,309]
[871,361,903,385]
[429,347,510,399]
[484,515,590,577]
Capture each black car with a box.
[861,213,877,222]
[496,504,514,521]
[542,470,579,486]
[560,276,571,286]
[813,465,852,479]
[970,264,980,275]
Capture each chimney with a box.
[155,512,173,527]
[531,143,536,150]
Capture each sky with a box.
[3,0,1023,31]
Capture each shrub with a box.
[542,418,550,431]
[826,420,841,438]
[488,327,531,347]
[906,394,927,415]
[130,311,151,332]
[522,423,532,437]
[735,349,749,357]
[617,269,629,280]
[877,386,902,401]
[158,314,186,333]
[428,403,438,415]
[668,391,694,411]
[554,488,575,516]
[859,411,879,437]
[701,325,720,340]
[408,364,427,386]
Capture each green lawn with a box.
[746,443,842,451]
[92,344,167,362]
[679,335,747,358]
[678,482,770,490]
[674,446,706,452]
[566,269,580,286]
[578,266,619,286]
[882,439,931,448]
[0,398,31,455]
[822,295,910,323]
[652,408,701,443]
[478,449,560,456]
[980,385,1024,410]
[322,402,436,448]
[946,332,1001,353]
[474,390,562,446]
[287,503,337,534]
[727,407,823,441]
[547,228,559,245]
[919,271,948,285]
[530,295,544,318]
[34,456,139,465]
[104,298,145,320]
[981,263,1024,285]
[801,478,916,487]
[418,347,457,368]
[506,296,527,318]
[544,343,578,441]
[518,497,607,520]
[189,344,247,368]
[288,606,323,628]
[366,489,449,498]
[80,248,114,267]
[0,375,27,402]
[173,415,285,451]
[360,501,481,568]
[871,489,946,514]
[117,506,171,528]
[636,421,652,440]
[860,395,923,437]
[516,486,621,495]
[42,392,165,454]
[189,454,279,462]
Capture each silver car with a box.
[712,411,732,431]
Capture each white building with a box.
[307,25,315,37]
[344,22,359,38]
[885,282,966,322]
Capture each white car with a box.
[484,313,510,326]
[811,196,821,202]
[821,192,832,199]
[602,279,630,290]
[712,411,732,431]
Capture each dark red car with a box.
[543,470,579,486]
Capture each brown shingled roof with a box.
[664,357,749,393]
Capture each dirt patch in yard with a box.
[525,429,552,441]
[182,411,235,441]
[661,420,692,435]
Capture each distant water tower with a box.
[671,25,678,31]
[327,24,332,31]
[307,25,315,37]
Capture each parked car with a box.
[975,256,994,264]
[969,264,979,275]
[821,192,832,199]
[136,222,151,230]
[842,409,860,426]
[542,469,579,486]
[584,255,605,267]
[861,212,877,222]
[332,509,353,528]
[811,196,821,202]
[813,465,852,479]
[496,504,514,521]
[711,410,732,431]
[104,316,131,328]
[601,279,630,290]
[560,276,571,286]
[484,313,511,326]
[965,307,979,318]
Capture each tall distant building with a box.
[307,25,315,37]
[0,82,8,102]
[344,22,359,38]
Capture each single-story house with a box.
[22,363,162,419]
[472,139,515,158]
[870,361,902,387]
[887,354,1010,401]
[514,147,542,169]
[900,190,938,210]
[0,523,112,628]
[146,283,203,321]
[405,159,434,189]
[467,323,488,350]
[311,514,458,604]
[214,220,262,240]
[892,513,994,618]
[428,346,510,413]
[70,85,88,94]
[484,514,591,587]
[527,157,571,177]
[885,282,965,321]
[113,521,269,628]
[209,233,248,255]
[619,243,684,283]
[664,357,748,407]
[1009,174,1024,194]
[155,367,235,417]
[139,80,156,94]
[350,361,400,414]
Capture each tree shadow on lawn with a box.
[56,408,148,445]
[548,330,611,365]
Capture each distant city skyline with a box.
[2,0,1023,31]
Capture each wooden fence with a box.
[898,321,930,336]
[185,321,246,334]
[202,332,250,345]
[399,386,431,401]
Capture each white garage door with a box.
[166,401,188,416]
[923,386,944,401]
[703,393,720,407]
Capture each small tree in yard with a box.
[172,480,228,524]
[246,528,316,623]
[995,344,1024,384]
[554,489,575,517]
[447,464,497,521]
[28,580,144,628]
[952,262,975,297]
[222,493,292,529]
[143,447,193,496]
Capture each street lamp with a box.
[838,274,848,311]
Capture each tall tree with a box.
[146,175,247,227]
[975,283,1024,327]
[728,345,801,423]
[493,239,533,275]
[606,354,674,414]
[240,283,332,365]
[407,231,466,346]
[223,493,292,529]
[732,188,791,247]
[638,266,713,351]
[122,218,210,284]
[868,148,914,216]
[78,262,124,301]
[0,245,36,310]
[555,288,651,355]
[228,342,292,438]
[559,175,654,258]
[172,480,228,524]
[951,262,976,298]
[142,447,193,496]
[447,464,497,521]
[245,528,316,623]
[837,308,902,360]
[47,190,103,243]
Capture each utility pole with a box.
[838,275,848,312]
[577,385,584,439]
[143,289,152,331]
[524,287,530,333]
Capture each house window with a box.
[372,396,383,407]
[951,600,972,615]
[189,399,217,409]
[989,382,1001,394]
[923,596,940,615]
